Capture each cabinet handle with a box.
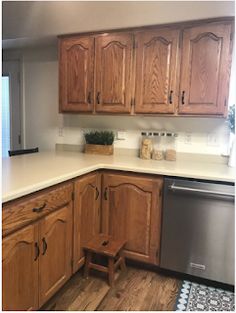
[97,92,100,104]
[95,187,99,200]
[104,187,108,200]
[34,242,40,261]
[42,237,47,255]
[87,92,91,104]
[169,90,173,104]
[181,91,185,105]
[32,202,46,213]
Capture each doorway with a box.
[2,60,22,157]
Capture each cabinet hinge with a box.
[71,191,75,201]
[224,99,227,107]
[71,259,73,268]
[156,250,159,258]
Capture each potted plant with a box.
[227,104,235,167]
[84,130,115,155]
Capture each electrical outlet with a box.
[58,127,64,137]
[184,133,192,145]
[116,131,126,140]
[207,133,219,146]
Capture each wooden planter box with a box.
[84,144,114,155]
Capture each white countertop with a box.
[2,151,235,203]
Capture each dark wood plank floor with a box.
[41,266,181,311]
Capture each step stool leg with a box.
[108,257,115,287]
[84,251,92,279]
[120,255,126,272]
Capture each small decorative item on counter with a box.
[84,130,115,155]
[140,132,153,159]
[152,132,165,160]
[165,132,177,161]
[227,104,235,167]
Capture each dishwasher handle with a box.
[168,184,235,200]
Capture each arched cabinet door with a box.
[135,28,180,114]
[38,205,72,307]
[2,224,39,311]
[59,37,94,112]
[179,22,232,115]
[95,33,133,113]
[73,172,101,273]
[102,172,163,265]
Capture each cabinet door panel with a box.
[135,28,180,113]
[102,173,163,265]
[2,224,39,310]
[179,23,232,115]
[73,172,101,273]
[39,205,72,306]
[95,33,133,113]
[59,37,94,112]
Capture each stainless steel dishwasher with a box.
[160,177,235,285]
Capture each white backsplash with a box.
[56,115,230,155]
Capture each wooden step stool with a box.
[83,234,127,286]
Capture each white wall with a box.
[3,1,234,40]
[3,1,235,155]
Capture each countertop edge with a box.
[2,162,235,203]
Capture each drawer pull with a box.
[32,203,46,213]
[34,242,40,261]
[42,237,48,255]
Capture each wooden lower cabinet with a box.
[73,172,101,273]
[2,203,73,310]
[39,204,72,306]
[102,172,163,265]
[2,223,39,311]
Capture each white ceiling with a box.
[2,1,235,49]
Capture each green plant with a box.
[228,105,235,133]
[84,130,115,145]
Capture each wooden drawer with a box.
[2,182,73,237]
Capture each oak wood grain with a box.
[95,33,133,113]
[2,182,73,237]
[135,28,180,114]
[102,172,163,265]
[2,223,39,310]
[179,21,233,115]
[73,172,101,273]
[39,204,73,307]
[59,36,94,112]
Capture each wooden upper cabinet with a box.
[102,172,163,265]
[59,37,94,112]
[39,205,72,307]
[179,22,232,115]
[95,33,133,113]
[2,224,39,311]
[73,172,101,273]
[135,28,180,114]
